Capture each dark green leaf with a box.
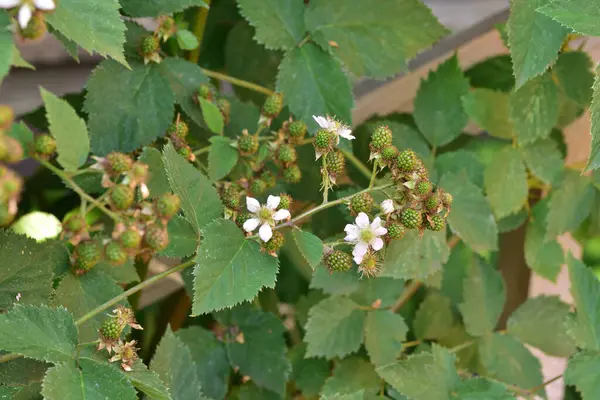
[521,138,564,185]
[289,344,329,397]
[288,229,324,270]
[525,198,564,281]
[567,254,600,350]
[434,150,484,188]
[139,147,171,199]
[365,310,408,366]
[538,0,600,36]
[122,360,170,400]
[464,55,515,92]
[0,12,13,83]
[484,146,528,219]
[462,89,513,139]
[441,241,473,306]
[310,265,361,296]
[554,51,594,107]
[160,215,199,258]
[121,0,208,17]
[96,260,140,285]
[351,277,405,308]
[564,350,600,399]
[586,67,600,171]
[454,378,513,400]
[208,136,238,181]
[320,357,380,399]
[414,292,456,340]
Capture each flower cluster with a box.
[313,115,354,186]
[241,195,291,255]
[97,306,143,372]
[0,0,55,39]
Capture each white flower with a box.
[0,0,56,29]
[344,212,387,264]
[313,115,355,142]
[243,195,291,242]
[381,199,394,215]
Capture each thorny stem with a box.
[321,157,329,203]
[528,374,563,395]
[187,0,212,63]
[200,69,275,96]
[368,159,378,189]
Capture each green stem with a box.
[37,158,120,222]
[193,146,210,156]
[449,340,475,354]
[0,353,20,364]
[187,0,212,63]
[200,69,275,96]
[297,34,311,47]
[322,157,329,203]
[389,281,422,313]
[368,160,378,189]
[340,148,372,181]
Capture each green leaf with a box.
[381,230,449,280]
[564,350,600,399]
[192,219,279,314]
[160,215,199,258]
[364,310,408,366]
[8,122,34,150]
[510,73,559,145]
[123,361,171,400]
[525,198,564,281]
[377,344,459,400]
[237,0,305,50]
[0,356,49,385]
[121,0,208,17]
[96,260,140,285]
[441,241,473,307]
[276,43,353,132]
[567,254,600,351]
[546,170,595,240]
[0,12,14,83]
[289,344,330,397]
[40,88,90,171]
[414,292,456,340]
[48,26,79,62]
[208,136,238,181]
[288,229,324,270]
[464,54,515,92]
[484,146,528,219]
[508,295,576,357]
[139,147,171,198]
[538,0,600,36]
[177,326,230,400]
[478,333,544,394]
[0,305,77,363]
[586,68,600,171]
[163,142,222,233]
[320,357,380,399]
[234,383,279,400]
[305,0,448,79]
[151,327,204,399]
[440,172,498,253]
[304,296,365,359]
[461,89,513,139]
[351,277,405,308]
[85,61,173,155]
[554,51,594,107]
[310,265,361,296]
[46,0,126,65]
[521,138,564,185]
[176,29,200,50]
[199,98,224,134]
[12,46,35,69]
[52,270,127,342]
[413,55,470,147]
[507,0,568,88]
[454,378,513,400]
[0,386,20,398]
[434,150,484,188]
[42,359,137,400]
[459,258,506,337]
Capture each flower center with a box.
[360,228,375,243]
[258,207,273,222]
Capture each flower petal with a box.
[246,196,260,213]
[371,237,384,251]
[313,115,328,129]
[352,241,369,258]
[371,217,382,229]
[18,5,32,29]
[338,129,355,140]
[374,226,388,236]
[34,0,55,10]
[242,218,260,232]
[381,199,394,214]
[0,0,20,8]
[355,212,370,228]
[344,224,359,241]
[266,195,280,210]
[273,209,290,221]
[259,223,273,242]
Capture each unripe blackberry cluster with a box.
[350,192,374,215]
[0,106,24,226]
[165,117,196,162]
[238,132,259,156]
[325,150,345,182]
[140,35,161,64]
[97,307,143,370]
[263,231,285,255]
[325,250,352,272]
[157,16,176,41]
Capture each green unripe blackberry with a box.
[288,120,307,140]
[2,176,22,196]
[381,145,398,161]
[260,170,276,187]
[277,144,297,164]
[314,129,333,152]
[156,193,181,218]
[197,83,213,101]
[400,208,420,229]
[279,193,292,210]
[222,186,241,209]
[34,134,56,156]
[396,149,417,172]
[325,250,352,272]
[442,192,453,207]
[238,135,259,155]
[426,215,446,231]
[0,105,14,130]
[121,229,142,250]
[74,241,102,271]
[178,145,193,160]
[414,159,429,180]
[106,152,133,174]
[371,125,393,150]
[105,241,128,266]
[325,150,345,174]
[415,180,432,196]
[350,192,374,214]
[64,215,86,232]
[0,203,14,226]
[167,120,189,138]
[144,225,169,252]
[283,165,302,183]
[100,319,122,340]
[387,223,405,239]
[111,184,135,210]
[157,16,175,40]
[236,211,253,228]
[250,179,267,195]
[20,12,46,40]
[424,195,440,211]
[264,231,285,253]
[262,93,283,118]
[141,35,159,55]
[2,137,23,164]
[217,98,231,124]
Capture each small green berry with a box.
[350,192,374,215]
[396,149,417,172]
[64,215,86,232]
[381,145,398,161]
[131,162,149,181]
[156,193,181,218]
[106,152,133,175]
[358,254,379,278]
[20,13,46,40]
[400,208,421,229]
[288,120,307,140]
[141,35,159,55]
[110,184,135,210]
[387,223,405,239]
[2,175,22,196]
[250,179,267,195]
[371,125,393,150]
[442,192,453,207]
[415,159,429,180]
[167,120,189,138]
[314,129,333,152]
[121,229,142,250]
[0,105,14,130]
[424,195,440,211]
[2,137,23,164]
[217,99,231,125]
[144,225,169,252]
[277,144,297,164]
[262,93,283,118]
[264,231,285,253]
[100,319,122,340]
[278,193,292,210]
[325,250,352,272]
[34,134,56,156]
[260,170,277,187]
[197,83,214,101]
[105,241,128,266]
[157,16,175,40]
[236,211,253,228]
[415,180,432,196]
[222,185,241,209]
[238,135,259,155]
[283,165,302,184]
[178,145,193,160]
[74,240,102,271]
[426,215,446,231]
[325,149,345,174]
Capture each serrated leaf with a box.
[151,327,204,400]
[121,0,208,17]
[510,73,559,145]
[289,344,330,397]
[508,295,576,357]
[454,378,513,400]
[40,88,90,171]
[304,296,365,359]
[441,241,473,306]
[289,229,324,270]
[0,12,14,83]
[364,310,408,366]
[554,51,594,107]
[567,255,600,351]
[121,361,170,400]
[351,277,404,308]
[276,43,353,132]
[48,25,79,61]
[85,61,173,155]
[46,0,126,65]
[0,356,48,385]
[434,150,484,188]
[192,219,279,314]
[42,359,137,400]
[507,0,568,88]
[546,170,595,240]
[381,230,449,280]
[96,260,139,285]
[464,54,515,92]
[521,138,564,185]
[208,136,238,181]
[462,89,513,139]
[484,146,528,219]
[478,333,544,394]
[459,258,506,337]
[310,265,361,296]
[237,0,305,50]
[564,350,600,399]
[176,30,199,50]
[538,0,600,36]
[305,0,448,79]
[321,357,380,399]
[177,326,230,400]
[159,216,198,258]
[414,293,455,340]
[377,344,458,400]
[0,305,77,363]
[199,98,224,134]
[586,68,600,171]
[12,46,35,69]
[52,269,127,342]
[163,142,222,233]
[439,172,498,253]
[139,147,171,198]
[413,55,470,148]
[235,383,279,400]
[0,386,20,398]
